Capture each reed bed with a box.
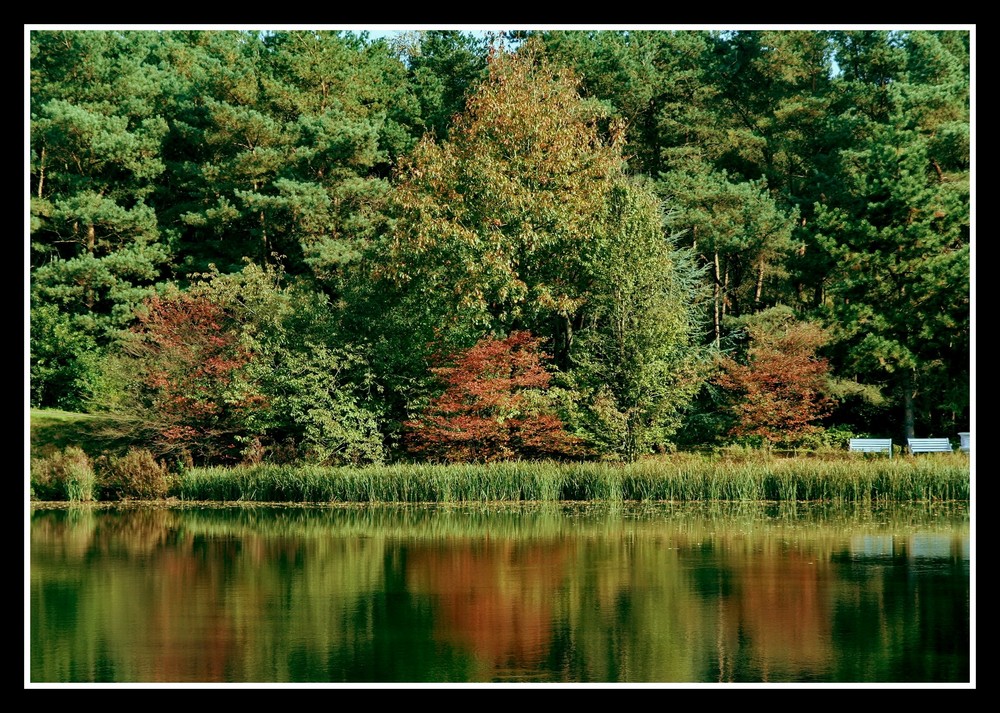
[177,454,970,504]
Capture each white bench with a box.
[849,438,893,458]
[907,438,953,454]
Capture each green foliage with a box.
[30,446,96,502]
[532,30,721,177]
[30,33,173,410]
[30,30,169,264]
[660,161,799,342]
[366,43,626,377]
[250,337,385,466]
[30,302,103,411]
[810,31,970,437]
[162,30,418,280]
[28,29,969,449]
[29,244,170,410]
[568,179,712,461]
[97,263,386,466]
[403,30,489,141]
[202,264,386,466]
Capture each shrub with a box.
[404,331,585,462]
[714,308,836,447]
[97,448,173,500]
[30,446,96,502]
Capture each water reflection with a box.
[29,502,971,684]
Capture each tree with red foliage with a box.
[121,289,261,463]
[404,331,584,462]
[714,308,836,446]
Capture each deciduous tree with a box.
[569,179,711,461]
[119,288,257,462]
[404,331,583,462]
[714,307,836,446]
[348,42,631,433]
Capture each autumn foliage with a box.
[404,331,584,462]
[714,315,835,446]
[125,291,260,462]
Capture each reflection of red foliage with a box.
[715,548,832,680]
[150,543,237,683]
[405,331,583,462]
[406,540,570,668]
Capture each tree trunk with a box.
[260,210,268,256]
[552,312,574,372]
[37,146,45,199]
[902,368,916,441]
[713,250,721,346]
[755,261,765,305]
[722,264,729,320]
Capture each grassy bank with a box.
[29,408,137,458]
[30,409,971,504]
[176,456,970,504]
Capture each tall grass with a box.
[176,453,970,504]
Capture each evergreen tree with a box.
[30,30,173,407]
[403,30,489,142]
[812,30,970,439]
[661,160,798,345]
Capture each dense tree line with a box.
[29,29,971,464]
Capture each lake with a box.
[28,500,971,686]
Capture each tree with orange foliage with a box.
[404,331,584,462]
[714,307,836,446]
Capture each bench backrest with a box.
[849,438,893,457]
[907,438,953,453]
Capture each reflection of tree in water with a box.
[703,542,834,682]
[829,537,971,683]
[30,504,970,683]
[404,538,573,676]
[31,508,242,682]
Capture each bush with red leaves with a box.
[124,291,262,463]
[714,316,835,446]
[404,331,584,462]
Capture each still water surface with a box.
[29,501,971,685]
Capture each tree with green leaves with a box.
[528,30,721,178]
[661,160,798,345]
[352,41,628,427]
[399,30,489,142]
[157,30,418,285]
[94,263,385,466]
[199,263,386,465]
[567,179,711,461]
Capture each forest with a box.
[28,29,972,467]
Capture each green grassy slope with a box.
[29,408,136,459]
